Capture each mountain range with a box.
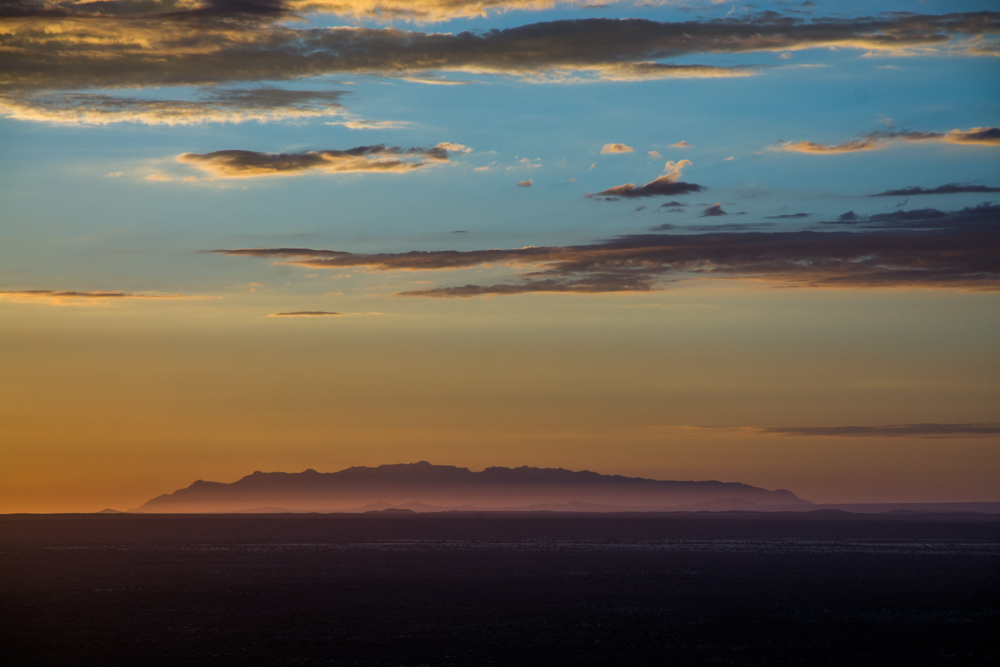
[138,462,809,513]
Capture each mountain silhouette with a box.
[139,462,808,513]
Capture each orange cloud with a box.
[775,127,999,154]
[178,143,462,178]
[0,290,195,305]
[601,143,634,154]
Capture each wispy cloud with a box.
[269,310,344,317]
[0,289,195,304]
[775,126,1000,154]
[325,119,411,130]
[177,143,461,178]
[871,183,1000,197]
[754,423,1000,438]
[211,203,1000,296]
[0,88,347,126]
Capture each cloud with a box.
[871,183,1000,197]
[0,0,986,31]
[765,212,810,218]
[177,143,460,178]
[0,289,193,304]
[683,222,774,231]
[778,138,884,154]
[601,143,634,154]
[3,12,997,93]
[211,203,1000,297]
[701,203,727,216]
[293,0,611,23]
[517,179,533,187]
[823,202,997,230]
[435,142,473,153]
[326,119,410,129]
[755,423,1000,438]
[944,127,1000,145]
[669,141,690,148]
[0,87,347,125]
[269,310,343,316]
[775,127,1000,154]
[648,151,661,158]
[589,160,702,199]
[508,157,542,170]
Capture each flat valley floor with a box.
[2,512,998,666]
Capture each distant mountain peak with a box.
[140,462,809,513]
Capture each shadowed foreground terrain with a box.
[1,512,998,666]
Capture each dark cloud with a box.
[0,0,291,20]
[589,160,703,199]
[0,86,347,125]
[823,202,997,230]
[945,127,1000,145]
[591,178,703,199]
[659,201,686,207]
[765,212,810,219]
[212,203,1000,296]
[178,143,457,177]
[3,12,998,91]
[686,222,775,231]
[871,183,1000,197]
[756,423,1000,438]
[701,203,727,216]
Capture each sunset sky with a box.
[1,0,998,512]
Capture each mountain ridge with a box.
[139,462,808,513]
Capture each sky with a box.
[1,0,998,512]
